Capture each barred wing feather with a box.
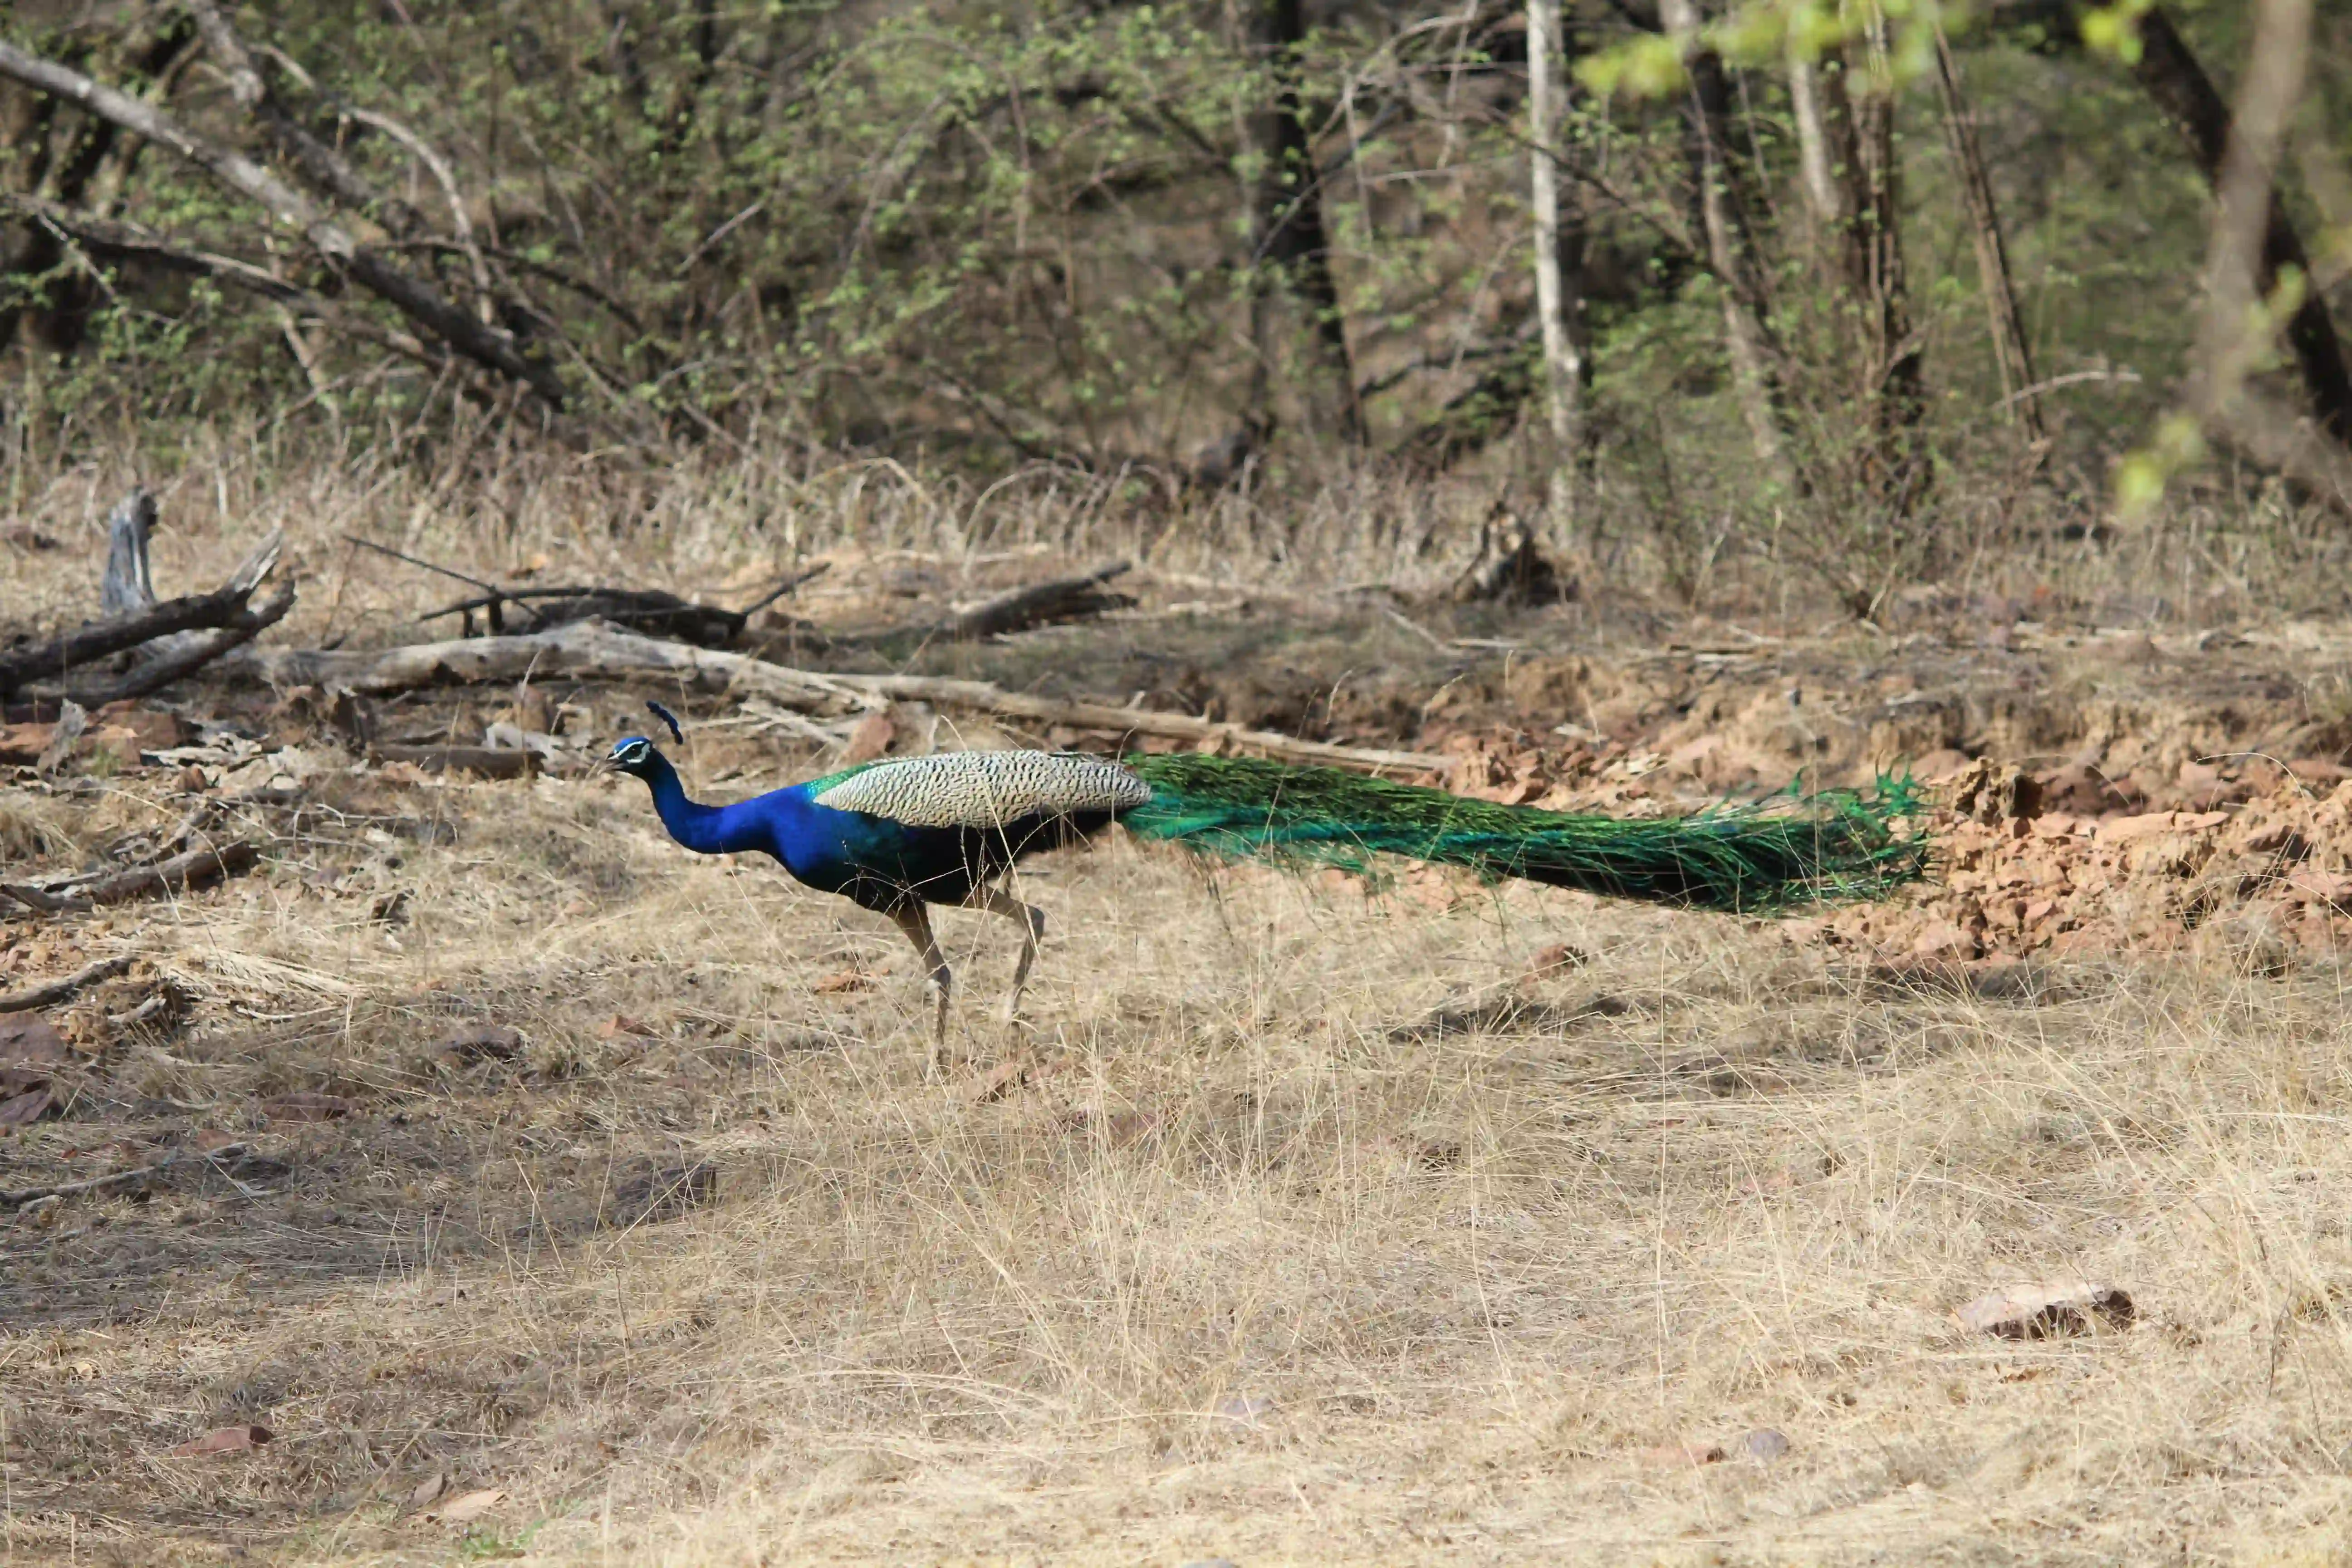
[808,750,1152,828]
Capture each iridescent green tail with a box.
[1120,754,1925,914]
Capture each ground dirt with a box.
[12,534,2352,1564]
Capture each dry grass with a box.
[10,749,2352,1566]
[9,441,2352,1564]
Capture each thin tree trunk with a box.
[1933,24,2044,449]
[2186,0,2310,431]
[1245,0,1360,445]
[2123,1,2352,445]
[1835,17,1926,509]
[1658,0,1792,490]
[1787,54,1840,235]
[1527,0,1583,541]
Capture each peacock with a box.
[603,703,1922,1071]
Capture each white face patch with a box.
[810,751,1151,828]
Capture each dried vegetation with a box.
[5,462,2352,1565]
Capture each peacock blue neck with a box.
[633,749,746,856]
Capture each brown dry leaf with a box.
[262,1092,354,1123]
[963,1051,1038,1105]
[0,1086,52,1126]
[427,1487,507,1524]
[0,1015,68,1065]
[812,968,873,995]
[601,1014,657,1039]
[167,1424,272,1456]
[193,1129,241,1152]
[1956,1282,2135,1339]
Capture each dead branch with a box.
[40,581,298,707]
[0,529,282,700]
[0,38,563,406]
[823,672,1448,773]
[181,0,386,221]
[0,1142,250,1210]
[0,192,440,365]
[354,534,826,645]
[244,619,884,716]
[925,562,1134,641]
[0,955,134,1014]
[250,619,1444,772]
[101,490,159,617]
[1,841,258,915]
[369,745,538,779]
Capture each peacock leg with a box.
[973,882,1046,1020]
[888,902,952,1076]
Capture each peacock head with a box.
[605,736,660,777]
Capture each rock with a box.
[1740,1428,1791,1462]
[1955,1281,2135,1339]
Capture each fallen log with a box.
[0,519,283,699]
[351,534,827,646]
[253,620,1444,773]
[369,744,538,779]
[1,1141,253,1210]
[1,840,259,914]
[243,618,883,716]
[35,581,297,707]
[927,561,1133,640]
[0,955,135,1013]
[823,673,1448,773]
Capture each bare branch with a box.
[0,37,562,405]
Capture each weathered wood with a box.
[369,744,538,779]
[244,619,884,716]
[823,672,1448,774]
[0,955,133,1013]
[253,619,1443,773]
[0,528,282,698]
[2,840,257,914]
[0,1141,251,1210]
[39,581,296,706]
[929,562,1133,640]
[101,490,159,616]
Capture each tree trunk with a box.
[2125,2,2352,446]
[1827,20,1926,510]
[1657,0,1792,490]
[1932,25,2044,449]
[1527,0,1584,541]
[1787,54,1840,235]
[0,20,191,356]
[1245,0,1360,445]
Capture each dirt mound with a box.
[1794,757,2352,968]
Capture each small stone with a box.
[1741,1428,1790,1462]
[1181,1560,1241,1568]
[1956,1281,2135,1339]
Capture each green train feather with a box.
[1119,753,1925,913]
